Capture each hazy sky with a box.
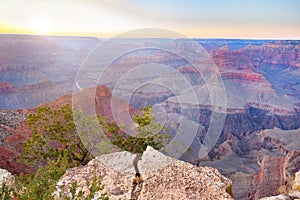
[0,0,299,38]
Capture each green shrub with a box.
[103,106,170,154]
[13,156,69,200]
[0,182,13,200]
[22,104,94,168]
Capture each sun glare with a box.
[30,14,54,35]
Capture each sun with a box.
[30,14,54,35]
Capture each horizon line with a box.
[1,33,300,41]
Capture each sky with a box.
[0,0,299,39]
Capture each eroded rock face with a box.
[198,128,300,200]
[56,146,233,200]
[259,170,300,200]
[0,109,29,174]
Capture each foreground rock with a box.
[56,146,233,200]
[0,168,14,187]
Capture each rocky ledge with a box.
[56,146,233,200]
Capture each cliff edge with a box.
[56,146,233,200]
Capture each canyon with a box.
[0,34,299,199]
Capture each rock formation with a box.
[0,168,14,187]
[0,108,29,174]
[55,146,233,200]
[259,170,300,200]
[198,128,300,200]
